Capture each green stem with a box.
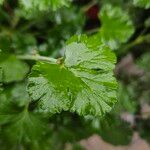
[119,34,150,55]
[17,55,58,64]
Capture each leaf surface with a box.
[99,4,134,49]
[0,54,29,83]
[28,35,117,116]
[0,83,46,144]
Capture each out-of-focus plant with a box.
[0,0,150,149]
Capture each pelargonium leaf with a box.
[0,83,30,124]
[0,83,47,144]
[0,54,29,83]
[99,4,135,49]
[28,35,118,117]
[133,0,150,9]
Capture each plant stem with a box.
[17,55,58,64]
[118,34,150,55]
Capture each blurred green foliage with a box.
[0,0,150,149]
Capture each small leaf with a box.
[0,54,29,83]
[28,35,117,117]
[133,0,150,9]
[99,4,135,49]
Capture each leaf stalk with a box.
[17,55,58,64]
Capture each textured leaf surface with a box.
[20,0,71,11]
[0,54,29,83]
[99,4,135,49]
[28,35,117,116]
[133,0,150,9]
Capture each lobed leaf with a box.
[0,83,47,144]
[99,4,135,49]
[0,54,29,83]
[28,35,118,117]
[0,83,29,124]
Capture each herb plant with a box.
[0,0,150,149]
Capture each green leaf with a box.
[20,0,71,11]
[137,52,150,71]
[28,35,117,117]
[1,110,46,144]
[115,82,137,114]
[49,112,94,143]
[99,115,133,145]
[0,84,47,145]
[0,67,2,82]
[0,51,2,92]
[133,0,150,9]
[99,4,135,49]
[0,54,29,83]
[0,83,29,124]
[11,83,31,107]
[0,67,2,93]
[0,0,4,5]
[86,114,133,145]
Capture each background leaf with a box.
[0,54,29,83]
[98,4,135,49]
[20,0,72,11]
[0,0,4,5]
[0,83,48,147]
[133,0,150,9]
[97,115,133,145]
